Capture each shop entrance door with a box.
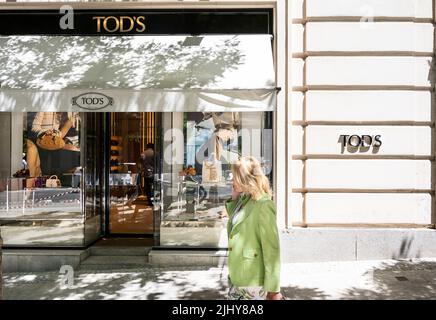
[107,112,161,236]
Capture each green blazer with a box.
[225,193,281,293]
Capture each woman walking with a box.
[225,156,283,300]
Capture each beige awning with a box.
[0,34,276,112]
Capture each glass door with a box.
[107,112,158,235]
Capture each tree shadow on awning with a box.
[0,36,244,90]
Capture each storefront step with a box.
[148,249,228,267]
[2,249,90,273]
[78,255,148,271]
[89,246,152,257]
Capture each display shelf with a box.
[110,136,123,173]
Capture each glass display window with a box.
[156,111,273,247]
[0,112,84,246]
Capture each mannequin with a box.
[200,112,239,161]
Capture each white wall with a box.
[290,192,432,225]
[304,193,432,224]
[293,91,432,122]
[290,0,435,226]
[306,0,432,19]
[293,159,432,189]
[306,57,432,86]
[306,22,433,52]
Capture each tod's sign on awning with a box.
[72,93,114,110]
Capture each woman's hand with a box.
[266,292,283,300]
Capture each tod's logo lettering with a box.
[339,134,382,150]
[93,16,146,33]
[72,92,114,110]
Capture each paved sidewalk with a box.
[2,258,436,300]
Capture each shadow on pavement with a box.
[3,260,436,300]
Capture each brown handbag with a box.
[36,131,65,150]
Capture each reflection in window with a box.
[158,111,273,223]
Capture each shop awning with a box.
[0,35,276,112]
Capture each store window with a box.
[157,111,273,247]
[0,112,84,246]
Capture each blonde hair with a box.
[231,156,272,201]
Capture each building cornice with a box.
[0,1,277,10]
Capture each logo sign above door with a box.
[72,92,114,110]
[93,16,146,33]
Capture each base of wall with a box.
[2,249,90,272]
[281,228,436,263]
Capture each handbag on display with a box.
[202,159,222,183]
[46,175,61,188]
[36,130,66,151]
[35,176,47,188]
[13,169,29,178]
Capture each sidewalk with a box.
[2,258,436,300]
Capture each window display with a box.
[202,112,240,162]
[157,111,273,247]
[0,112,83,246]
[0,111,272,247]
[27,112,81,182]
[202,158,223,183]
[0,9,275,249]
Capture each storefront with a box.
[2,1,436,263]
[0,5,280,249]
